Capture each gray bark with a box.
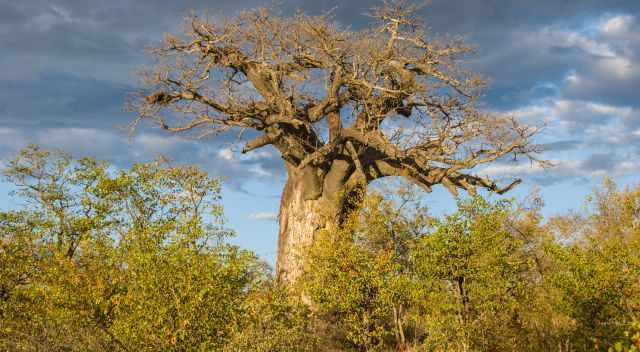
[275,161,355,283]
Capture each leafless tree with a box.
[131,1,542,282]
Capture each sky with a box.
[1,0,639,265]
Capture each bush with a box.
[1,147,639,351]
[0,146,313,351]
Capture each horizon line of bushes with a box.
[1,145,639,351]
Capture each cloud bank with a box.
[1,0,639,192]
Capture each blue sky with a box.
[1,0,639,265]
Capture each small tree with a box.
[0,146,315,351]
[414,197,538,351]
[132,2,540,281]
[301,189,555,351]
[302,186,431,351]
[546,181,640,351]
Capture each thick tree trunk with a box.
[276,175,327,282]
[276,161,356,283]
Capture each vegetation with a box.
[302,183,640,351]
[1,147,639,351]
[130,2,542,282]
[0,146,315,351]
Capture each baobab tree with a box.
[132,2,540,282]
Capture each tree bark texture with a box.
[136,7,540,283]
[276,175,326,283]
[275,161,357,283]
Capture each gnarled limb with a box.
[131,3,545,283]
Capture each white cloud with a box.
[35,128,121,157]
[482,84,640,183]
[618,160,640,175]
[478,158,612,183]
[217,147,235,161]
[248,165,272,177]
[555,99,633,123]
[565,72,581,85]
[480,162,547,177]
[248,212,278,221]
[240,149,274,161]
[563,15,640,106]
[530,26,615,58]
[509,104,550,125]
[133,133,187,155]
[605,57,634,78]
[600,15,635,36]
[509,98,636,130]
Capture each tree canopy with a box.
[130,2,544,281]
[132,2,544,197]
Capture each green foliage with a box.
[0,145,312,351]
[302,187,429,351]
[302,182,640,351]
[609,321,640,352]
[546,180,640,351]
[413,197,537,351]
[224,284,319,351]
[1,146,639,352]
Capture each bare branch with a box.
[131,5,543,197]
[242,130,283,153]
